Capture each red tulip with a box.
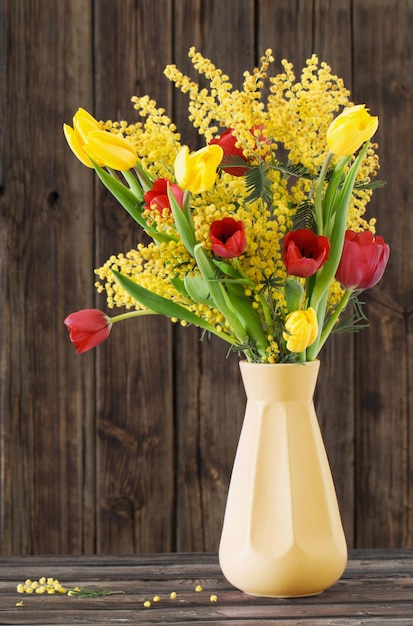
[210,217,247,258]
[282,229,330,278]
[209,126,270,177]
[64,309,111,353]
[335,230,390,290]
[209,128,249,176]
[143,178,184,213]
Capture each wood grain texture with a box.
[0,0,96,554]
[1,551,413,624]
[0,0,411,555]
[93,0,175,554]
[352,0,413,548]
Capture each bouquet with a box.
[63,49,389,363]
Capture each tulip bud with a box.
[209,217,247,258]
[174,145,223,194]
[284,278,305,313]
[143,178,184,213]
[335,229,390,291]
[283,308,318,353]
[63,108,102,168]
[326,105,378,156]
[209,128,249,176]
[64,309,111,353]
[64,108,137,171]
[83,131,137,171]
[282,229,330,278]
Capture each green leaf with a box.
[330,293,369,334]
[168,186,197,255]
[244,163,272,204]
[184,273,211,305]
[273,160,315,180]
[193,244,247,342]
[311,142,370,307]
[94,164,176,243]
[134,162,154,192]
[220,155,251,170]
[93,163,147,227]
[68,588,124,598]
[112,270,238,345]
[292,200,316,231]
[225,282,269,357]
[170,275,190,298]
[284,277,305,313]
[122,169,144,201]
[353,178,386,191]
[212,259,242,278]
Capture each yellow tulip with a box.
[83,131,137,171]
[283,307,318,353]
[63,108,101,168]
[64,108,137,171]
[326,104,378,156]
[73,108,101,142]
[174,145,223,194]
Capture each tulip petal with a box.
[73,108,101,142]
[63,123,94,168]
[84,131,137,171]
[335,229,389,291]
[174,145,223,194]
[64,309,111,353]
[283,307,318,353]
[326,105,378,156]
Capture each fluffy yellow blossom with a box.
[70,47,383,363]
[16,577,68,595]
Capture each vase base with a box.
[243,588,324,599]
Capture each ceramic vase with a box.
[218,360,347,597]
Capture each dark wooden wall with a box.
[1,0,412,555]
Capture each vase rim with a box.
[240,359,320,367]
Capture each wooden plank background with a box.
[0,0,411,555]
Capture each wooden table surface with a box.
[0,550,412,625]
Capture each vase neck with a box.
[239,361,320,402]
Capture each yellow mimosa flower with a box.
[326,104,378,156]
[283,307,318,353]
[174,145,223,194]
[63,108,101,168]
[83,130,137,171]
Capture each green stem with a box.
[316,290,351,355]
[134,162,154,192]
[122,169,144,201]
[231,258,255,287]
[306,289,328,361]
[110,305,241,347]
[314,152,333,234]
[322,156,350,236]
[309,141,370,313]
[257,293,273,336]
[231,257,273,337]
[109,309,157,324]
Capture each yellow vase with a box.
[219,360,347,597]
